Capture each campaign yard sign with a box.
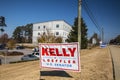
[39,43,80,72]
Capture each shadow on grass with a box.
[40,70,72,78]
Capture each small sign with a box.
[100,41,107,48]
[39,43,80,72]
[0,16,6,26]
[100,44,107,48]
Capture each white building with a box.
[32,20,72,44]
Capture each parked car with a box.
[32,47,39,52]
[16,45,24,49]
[21,54,39,61]
[32,52,40,58]
[0,43,6,50]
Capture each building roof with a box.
[33,20,72,27]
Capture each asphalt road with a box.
[0,49,33,64]
[109,45,120,80]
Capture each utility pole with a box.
[78,1,82,79]
[102,27,104,43]
[78,0,81,49]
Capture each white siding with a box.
[32,20,72,44]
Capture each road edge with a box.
[107,46,115,80]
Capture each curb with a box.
[107,46,115,80]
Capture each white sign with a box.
[39,43,80,72]
[92,38,96,44]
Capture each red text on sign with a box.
[42,47,76,57]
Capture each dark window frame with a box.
[56,32,59,35]
[56,24,59,28]
[38,26,40,29]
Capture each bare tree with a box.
[38,29,62,43]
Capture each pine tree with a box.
[66,17,88,49]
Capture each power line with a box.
[82,0,102,32]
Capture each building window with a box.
[38,32,40,35]
[56,24,59,28]
[38,26,40,29]
[43,32,45,35]
[56,32,59,35]
[43,26,46,28]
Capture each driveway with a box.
[109,45,120,80]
